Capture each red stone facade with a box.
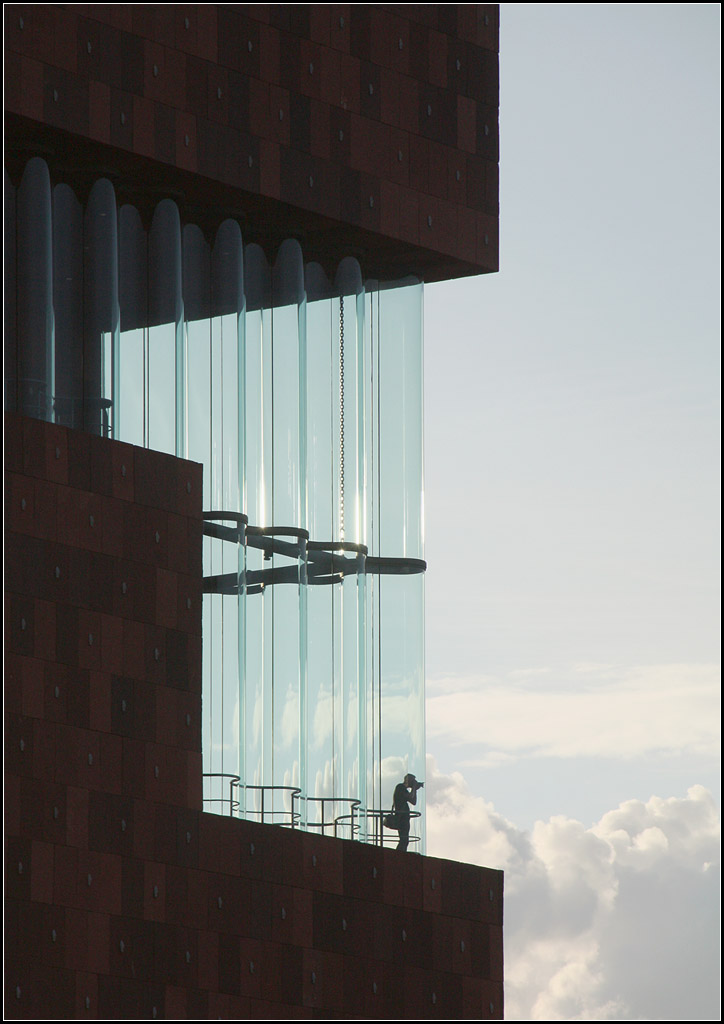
[5,413,504,1019]
[4,3,499,281]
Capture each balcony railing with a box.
[202,774,421,846]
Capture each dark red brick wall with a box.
[5,414,504,1019]
[4,4,499,281]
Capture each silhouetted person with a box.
[393,773,423,851]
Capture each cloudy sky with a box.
[422,5,720,1020]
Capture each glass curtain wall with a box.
[4,160,426,848]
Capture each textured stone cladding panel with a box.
[4,413,504,1020]
[4,414,205,810]
[4,3,499,276]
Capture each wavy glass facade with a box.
[5,157,426,848]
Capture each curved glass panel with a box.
[269,241,307,821]
[305,262,336,542]
[4,169,16,409]
[53,184,83,429]
[5,171,17,411]
[335,259,366,546]
[340,560,367,838]
[118,204,148,448]
[84,179,119,437]
[208,223,246,804]
[364,277,426,847]
[305,266,342,831]
[149,199,182,454]
[305,555,336,819]
[271,239,305,528]
[243,243,272,527]
[183,224,212,488]
[16,158,53,421]
[376,572,425,852]
[376,278,424,559]
[303,258,369,838]
[364,279,425,561]
[211,222,244,515]
[240,243,272,809]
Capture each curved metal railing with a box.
[300,796,362,839]
[360,807,423,848]
[202,777,421,847]
[203,772,242,817]
[230,781,302,828]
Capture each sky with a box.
[422,5,720,1020]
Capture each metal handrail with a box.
[203,772,242,817]
[359,806,422,847]
[300,796,362,838]
[203,777,421,848]
[230,782,302,828]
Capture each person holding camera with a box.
[393,773,423,852]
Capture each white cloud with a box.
[425,756,720,1021]
[426,662,720,760]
